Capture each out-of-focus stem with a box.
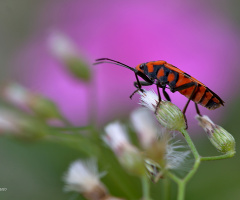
[163,177,171,200]
[141,175,151,200]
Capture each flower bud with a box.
[130,108,158,149]
[104,122,145,175]
[28,95,62,120]
[145,159,162,183]
[139,89,186,131]
[64,159,108,200]
[0,108,47,139]
[1,83,63,121]
[48,31,91,81]
[196,115,235,153]
[1,83,30,109]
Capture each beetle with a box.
[94,58,224,124]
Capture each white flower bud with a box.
[103,122,145,175]
[48,31,91,81]
[130,108,158,149]
[63,159,108,200]
[196,115,235,153]
[0,108,48,139]
[139,90,186,131]
[1,83,63,121]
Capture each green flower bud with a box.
[1,83,63,121]
[0,109,48,140]
[28,95,63,120]
[48,31,91,81]
[139,89,186,131]
[64,57,91,81]
[196,115,235,153]
[119,146,146,175]
[104,122,145,176]
[155,101,186,131]
[17,117,49,140]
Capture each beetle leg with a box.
[130,80,153,99]
[195,103,202,116]
[162,86,171,102]
[181,83,198,115]
[172,82,198,129]
[154,83,162,114]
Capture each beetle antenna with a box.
[94,58,137,72]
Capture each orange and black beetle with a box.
[94,58,224,121]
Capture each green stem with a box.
[163,177,171,200]
[167,128,236,200]
[180,129,201,183]
[181,129,200,160]
[141,175,151,200]
[59,115,73,126]
[168,129,201,200]
[50,126,92,132]
[177,181,185,200]
[201,151,235,161]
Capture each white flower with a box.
[103,122,131,156]
[1,83,30,109]
[48,31,91,81]
[129,103,190,177]
[165,140,190,170]
[138,89,186,131]
[130,108,159,149]
[48,31,78,60]
[63,159,107,195]
[138,89,159,111]
[103,122,145,175]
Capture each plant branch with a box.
[201,151,235,161]
[141,175,151,200]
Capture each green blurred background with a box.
[0,0,240,199]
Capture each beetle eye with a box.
[139,65,144,70]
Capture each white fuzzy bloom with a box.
[138,89,159,111]
[130,108,158,149]
[2,83,30,108]
[103,122,145,175]
[103,122,131,156]
[165,140,190,170]
[139,89,186,131]
[63,159,107,195]
[48,31,78,60]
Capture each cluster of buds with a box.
[0,82,68,139]
[103,108,189,182]
[138,89,235,155]
[64,158,124,200]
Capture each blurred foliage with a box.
[64,57,91,81]
[0,0,239,199]
[0,97,239,200]
[0,0,47,79]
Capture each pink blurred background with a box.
[10,0,240,129]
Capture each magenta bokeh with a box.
[13,0,240,128]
